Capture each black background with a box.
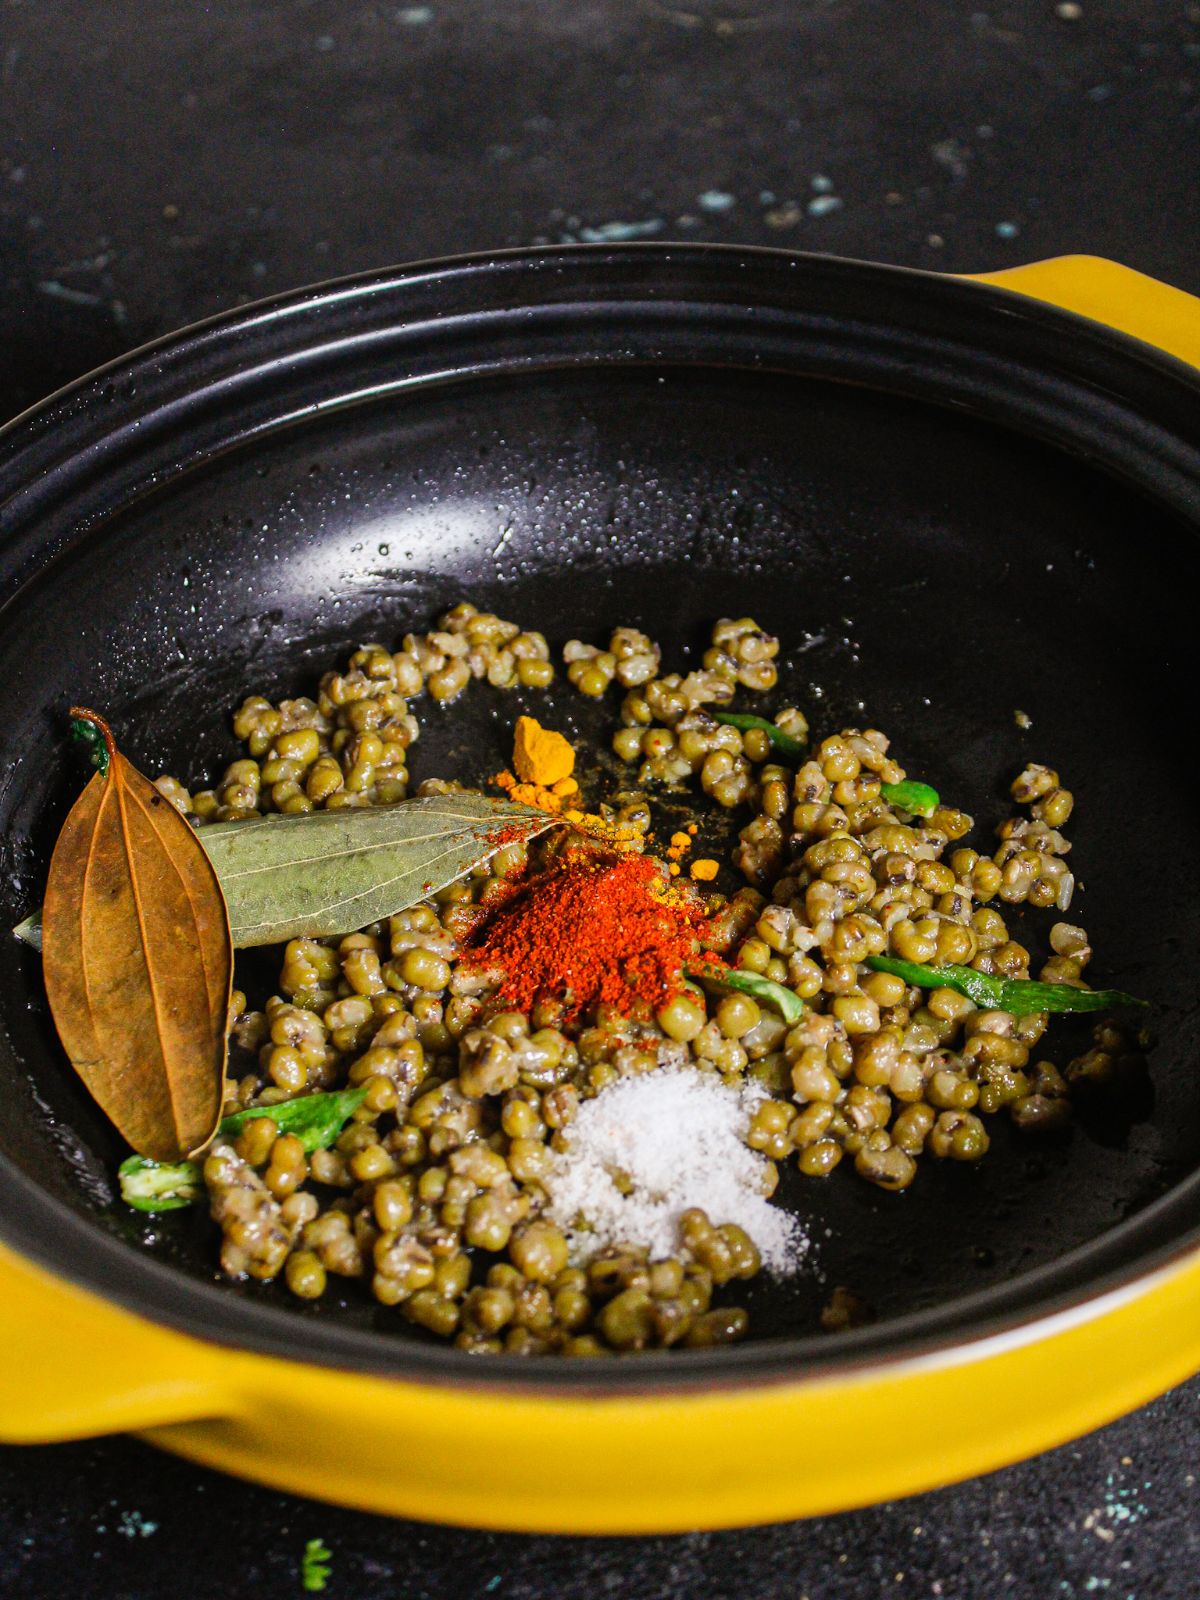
[1,2,1198,1596]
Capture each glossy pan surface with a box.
[1,246,1199,1398]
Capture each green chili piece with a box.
[865,955,1147,1016]
[711,712,806,758]
[118,1155,204,1212]
[219,1084,368,1152]
[117,1085,369,1213]
[710,715,940,820]
[688,963,806,1025]
[879,779,940,818]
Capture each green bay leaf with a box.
[201,792,558,947]
[15,793,558,953]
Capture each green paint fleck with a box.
[576,219,664,242]
[302,1538,332,1592]
[116,1510,158,1539]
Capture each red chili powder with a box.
[460,852,712,1023]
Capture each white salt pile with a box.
[544,1067,808,1276]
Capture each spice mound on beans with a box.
[139,604,1148,1356]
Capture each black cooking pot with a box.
[0,247,1197,1532]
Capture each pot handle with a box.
[0,1240,240,1442]
[967,255,1200,371]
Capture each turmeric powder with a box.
[666,830,693,865]
[513,716,575,787]
[493,718,646,851]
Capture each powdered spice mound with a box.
[460,851,712,1023]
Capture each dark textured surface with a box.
[1,1,1199,1596]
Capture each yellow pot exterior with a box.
[2,255,1199,1531]
[967,253,1200,368]
[3,1235,1200,1531]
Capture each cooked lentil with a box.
[140,606,1146,1355]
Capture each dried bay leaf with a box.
[42,709,232,1162]
[201,791,558,947]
